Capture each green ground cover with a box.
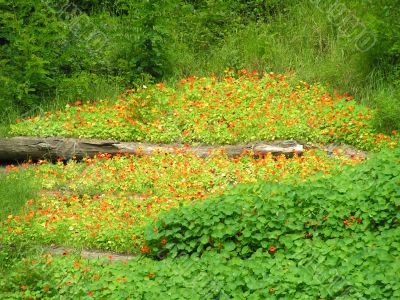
[1,70,400,299]
[9,71,398,150]
[0,147,399,299]
[1,1,399,132]
[1,1,399,298]
[0,168,40,220]
[1,149,358,254]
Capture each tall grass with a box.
[0,168,40,220]
[1,0,398,135]
[166,1,399,132]
[0,168,42,273]
[0,74,124,137]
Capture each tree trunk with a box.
[0,137,304,162]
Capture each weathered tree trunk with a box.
[0,137,304,162]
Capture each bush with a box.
[0,0,64,109]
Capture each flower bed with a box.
[10,70,397,150]
[1,149,358,253]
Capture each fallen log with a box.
[46,246,136,261]
[0,137,304,162]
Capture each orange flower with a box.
[141,247,150,253]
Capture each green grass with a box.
[1,1,398,137]
[0,168,42,275]
[369,83,400,132]
[0,168,40,220]
[0,2,399,297]
[115,0,400,133]
[0,74,125,138]
[165,1,400,132]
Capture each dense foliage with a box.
[145,147,400,260]
[0,147,399,299]
[0,149,358,253]
[9,71,398,150]
[1,1,399,298]
[2,239,399,299]
[1,0,399,130]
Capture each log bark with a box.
[0,137,303,162]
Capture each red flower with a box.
[149,273,155,278]
[268,245,277,253]
[140,247,150,253]
[153,228,158,233]
[356,218,362,224]
[21,285,27,290]
[343,219,348,225]
[88,291,94,296]
[161,239,167,245]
